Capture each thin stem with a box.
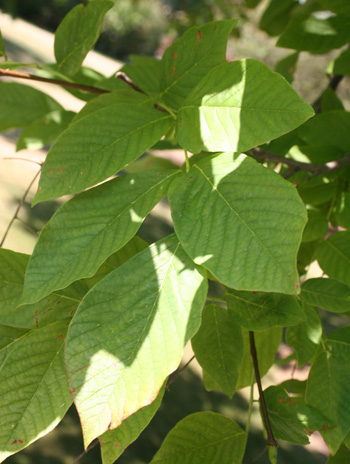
[206,296,226,303]
[0,168,41,247]
[249,331,277,448]
[249,147,350,177]
[184,149,190,173]
[3,157,43,166]
[71,439,99,464]
[166,355,195,390]
[245,370,255,435]
[16,217,38,238]
[0,68,108,94]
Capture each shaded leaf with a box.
[100,385,165,464]
[259,0,297,37]
[0,29,7,60]
[170,152,307,294]
[226,290,305,331]
[16,110,75,151]
[335,192,350,229]
[321,87,345,112]
[326,327,350,367]
[286,303,322,366]
[275,52,299,83]
[265,385,333,445]
[54,1,113,76]
[150,412,246,464]
[160,20,237,110]
[33,92,173,203]
[22,170,179,304]
[0,82,61,132]
[176,59,314,154]
[65,234,208,446]
[327,49,350,76]
[301,278,350,313]
[277,14,350,53]
[306,351,350,454]
[302,207,328,242]
[191,304,243,397]
[319,0,350,17]
[122,55,161,98]
[316,231,350,286]
[327,443,350,463]
[0,321,72,462]
[298,110,350,152]
[236,327,282,389]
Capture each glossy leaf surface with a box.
[65,235,208,446]
[176,59,314,154]
[170,152,307,294]
[22,170,179,304]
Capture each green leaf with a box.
[319,0,350,17]
[302,207,328,242]
[191,304,243,397]
[236,327,282,389]
[316,231,350,286]
[0,326,28,365]
[54,1,113,76]
[149,412,246,464]
[297,176,337,206]
[326,327,350,367]
[335,192,350,229]
[0,82,61,132]
[0,321,72,462]
[327,443,350,463]
[306,351,350,454]
[22,170,179,304]
[259,0,297,37]
[321,87,345,112]
[100,385,165,464]
[298,110,350,152]
[274,52,299,83]
[65,234,208,446]
[286,303,322,366]
[225,290,305,331]
[301,278,350,314]
[327,49,350,76]
[33,92,173,203]
[0,249,78,329]
[277,14,350,53]
[176,59,314,154]
[0,29,7,60]
[264,385,333,445]
[122,55,161,98]
[16,110,75,151]
[170,152,307,294]
[159,20,237,110]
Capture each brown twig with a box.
[0,68,108,94]
[71,439,99,464]
[249,331,278,447]
[0,168,41,247]
[3,156,43,166]
[166,355,195,390]
[249,147,350,177]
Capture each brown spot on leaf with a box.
[11,440,24,445]
[35,310,39,327]
[278,397,287,404]
[197,30,202,40]
[43,307,53,316]
[70,387,76,394]
[322,423,331,431]
[38,186,42,192]
[172,52,178,60]
[57,300,61,304]
[58,334,64,339]
[288,400,297,406]
[114,444,121,449]
[70,308,77,316]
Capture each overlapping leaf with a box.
[100,385,165,464]
[316,231,350,286]
[236,327,282,389]
[54,1,113,76]
[264,385,333,445]
[319,0,350,17]
[259,0,296,37]
[33,92,173,203]
[301,278,350,313]
[335,192,350,228]
[65,235,208,446]
[176,59,314,154]
[277,14,350,53]
[22,170,179,304]
[326,327,350,367]
[170,152,307,294]
[226,289,305,331]
[122,55,161,98]
[149,412,246,464]
[191,304,243,397]
[160,20,237,110]
[306,351,350,454]
[286,303,322,366]
[327,50,350,76]
[0,82,61,132]
[0,321,72,462]
[16,110,75,151]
